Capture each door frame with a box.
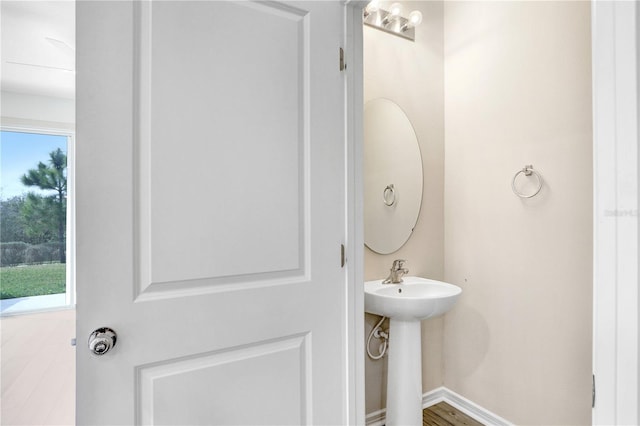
[591,1,639,425]
[344,2,367,424]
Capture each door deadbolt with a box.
[88,327,117,355]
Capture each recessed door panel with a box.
[138,334,310,425]
[136,1,309,296]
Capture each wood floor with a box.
[0,309,75,425]
[423,402,485,426]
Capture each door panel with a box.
[138,1,307,293]
[76,1,346,424]
[139,334,309,425]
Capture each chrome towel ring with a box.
[383,184,396,206]
[512,165,543,198]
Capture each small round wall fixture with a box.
[511,165,543,198]
[364,98,423,254]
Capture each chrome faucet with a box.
[382,259,409,284]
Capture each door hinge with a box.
[592,374,595,408]
[339,47,346,71]
[340,244,346,267]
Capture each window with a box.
[0,129,74,314]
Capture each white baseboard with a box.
[365,386,513,426]
[425,387,513,426]
[364,408,386,426]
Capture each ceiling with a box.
[1,1,75,99]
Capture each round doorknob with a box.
[88,327,117,355]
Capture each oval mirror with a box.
[364,99,423,254]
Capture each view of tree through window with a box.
[0,130,68,301]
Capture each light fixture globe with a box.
[408,10,423,26]
[365,0,380,14]
[389,2,403,18]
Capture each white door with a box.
[76,1,348,424]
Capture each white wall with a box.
[363,0,445,416]
[443,2,592,424]
[1,90,75,127]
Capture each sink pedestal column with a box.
[386,319,423,426]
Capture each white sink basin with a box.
[364,276,462,425]
[364,276,462,320]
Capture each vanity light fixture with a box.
[364,1,422,41]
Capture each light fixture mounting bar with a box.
[363,9,416,41]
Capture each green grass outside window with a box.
[0,263,65,299]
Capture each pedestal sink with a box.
[364,276,462,426]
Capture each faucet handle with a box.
[392,259,406,269]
